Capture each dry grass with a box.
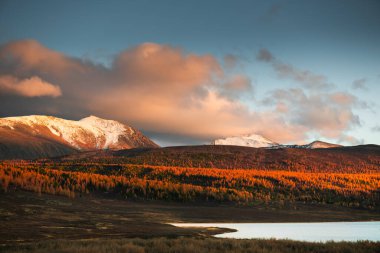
[2,237,380,253]
[1,190,380,245]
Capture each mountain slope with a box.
[212,134,341,149]
[212,134,278,148]
[0,115,158,159]
[57,144,380,173]
[307,140,342,149]
[275,140,342,149]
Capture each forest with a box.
[1,159,379,209]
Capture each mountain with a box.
[0,115,158,159]
[307,140,342,149]
[212,134,341,149]
[300,140,342,149]
[211,134,279,148]
[274,140,342,149]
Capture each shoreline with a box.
[169,222,380,242]
[1,190,380,245]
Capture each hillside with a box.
[212,134,341,149]
[58,144,380,173]
[1,159,379,209]
[212,134,278,148]
[0,115,158,159]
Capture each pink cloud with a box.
[0,75,61,97]
[329,92,356,105]
[267,88,360,139]
[0,39,94,77]
[113,43,222,93]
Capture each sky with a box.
[0,0,379,146]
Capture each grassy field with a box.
[2,237,380,253]
[1,190,380,246]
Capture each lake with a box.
[171,222,380,242]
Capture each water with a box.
[171,222,380,242]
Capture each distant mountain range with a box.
[212,134,278,148]
[59,144,380,174]
[0,115,347,160]
[212,134,341,149]
[275,140,342,149]
[0,115,158,159]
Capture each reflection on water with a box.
[171,222,380,242]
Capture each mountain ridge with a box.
[212,134,342,149]
[56,144,380,173]
[211,134,278,148]
[0,115,158,159]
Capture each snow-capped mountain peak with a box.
[306,140,342,149]
[0,115,158,151]
[79,115,135,148]
[211,134,342,149]
[212,134,278,148]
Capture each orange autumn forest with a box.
[1,145,379,209]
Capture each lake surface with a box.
[171,222,380,242]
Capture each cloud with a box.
[257,48,333,90]
[352,78,367,90]
[257,48,274,62]
[113,43,221,88]
[267,88,360,139]
[329,92,356,106]
[0,75,61,97]
[0,40,365,145]
[1,40,265,141]
[221,75,253,99]
[372,125,380,132]
[224,75,252,91]
[0,39,91,77]
[271,89,360,139]
[256,48,366,144]
[223,54,238,69]
[338,134,364,145]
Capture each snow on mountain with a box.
[79,116,136,149]
[211,134,279,148]
[272,140,342,149]
[304,141,342,149]
[0,115,158,151]
[211,134,342,149]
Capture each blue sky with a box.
[0,0,379,145]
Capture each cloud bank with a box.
[258,48,363,143]
[0,40,363,145]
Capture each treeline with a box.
[59,145,380,173]
[0,164,253,202]
[1,162,379,209]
